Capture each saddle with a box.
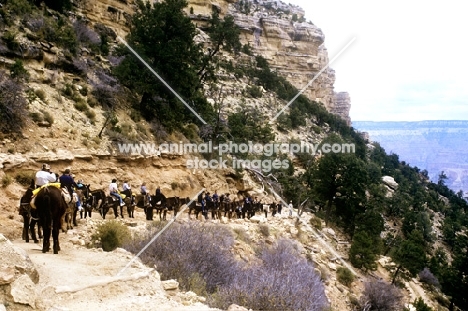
[30,183,62,209]
[61,188,78,205]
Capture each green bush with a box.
[62,84,74,98]
[30,112,43,123]
[10,60,29,81]
[87,96,99,108]
[42,111,54,125]
[35,88,46,101]
[241,43,252,55]
[181,123,199,141]
[2,31,19,50]
[2,175,13,188]
[79,85,88,96]
[92,220,131,252]
[4,0,34,15]
[85,109,96,120]
[336,267,355,287]
[412,297,432,311]
[74,100,88,112]
[246,85,262,98]
[309,216,322,230]
[15,170,35,186]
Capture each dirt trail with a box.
[11,210,219,311]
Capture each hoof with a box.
[34,240,39,244]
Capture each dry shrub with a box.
[418,267,440,288]
[232,226,251,243]
[210,239,328,311]
[0,70,28,133]
[258,223,270,237]
[125,222,237,294]
[360,280,403,311]
[125,224,328,311]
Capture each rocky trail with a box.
[2,210,221,311]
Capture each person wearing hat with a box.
[59,168,82,210]
[109,178,125,207]
[35,163,57,188]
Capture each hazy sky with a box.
[287,0,468,121]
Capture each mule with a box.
[77,185,94,219]
[148,194,167,220]
[61,188,78,231]
[19,179,42,243]
[166,196,181,218]
[34,185,67,254]
[222,200,234,219]
[135,194,152,214]
[187,199,208,220]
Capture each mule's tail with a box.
[45,194,52,229]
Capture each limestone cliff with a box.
[76,0,351,124]
[332,92,351,125]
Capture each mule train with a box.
[66,184,278,222]
[21,182,284,248]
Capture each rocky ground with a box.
[1,208,222,311]
[1,197,440,311]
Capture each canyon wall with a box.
[76,0,351,124]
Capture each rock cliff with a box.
[76,0,351,123]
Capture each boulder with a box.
[227,304,250,311]
[0,234,39,284]
[0,266,15,285]
[10,275,37,308]
[249,215,264,223]
[162,279,179,290]
[382,176,398,190]
[323,228,336,237]
[0,265,16,285]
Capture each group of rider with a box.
[196,190,287,219]
[35,164,295,218]
[35,164,85,211]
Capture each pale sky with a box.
[287,0,468,121]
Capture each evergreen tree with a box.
[113,0,213,130]
[349,231,379,271]
[391,230,427,284]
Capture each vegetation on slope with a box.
[2,0,468,309]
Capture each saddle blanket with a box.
[32,183,61,196]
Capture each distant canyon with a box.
[353,121,468,195]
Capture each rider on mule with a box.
[35,164,57,188]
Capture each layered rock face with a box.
[77,0,351,123]
[332,92,351,125]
